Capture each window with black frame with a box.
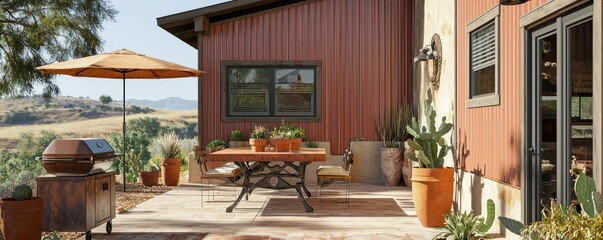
[225,65,317,119]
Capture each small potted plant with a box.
[139,158,160,187]
[270,125,293,152]
[207,139,228,153]
[249,125,268,152]
[405,89,453,227]
[229,130,248,147]
[155,131,182,186]
[0,184,44,239]
[289,126,305,151]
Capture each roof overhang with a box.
[157,0,307,48]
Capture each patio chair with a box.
[194,146,242,207]
[316,149,354,206]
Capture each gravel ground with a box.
[1,172,188,240]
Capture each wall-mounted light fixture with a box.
[499,0,528,6]
[414,33,442,90]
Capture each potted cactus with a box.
[0,184,44,239]
[405,89,453,227]
[155,131,182,186]
[249,125,268,152]
[139,158,161,187]
[229,130,248,147]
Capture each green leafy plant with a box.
[42,230,62,240]
[305,140,319,148]
[405,90,453,168]
[377,104,412,148]
[250,125,268,139]
[12,184,33,200]
[289,126,305,139]
[500,173,603,239]
[230,130,246,141]
[434,199,495,240]
[125,150,144,183]
[154,131,182,159]
[207,140,228,149]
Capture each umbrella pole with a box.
[122,72,127,192]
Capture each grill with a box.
[37,138,115,176]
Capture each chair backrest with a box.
[342,149,354,175]
[194,145,209,175]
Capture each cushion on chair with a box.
[317,165,349,176]
[206,165,241,175]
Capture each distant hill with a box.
[126,97,197,111]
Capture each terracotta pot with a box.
[0,197,44,240]
[402,143,414,187]
[290,138,302,150]
[271,138,291,152]
[139,171,160,186]
[161,158,181,186]
[249,138,267,152]
[380,148,402,186]
[411,167,454,227]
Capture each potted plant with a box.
[249,125,268,152]
[377,104,412,186]
[207,139,228,153]
[270,124,293,152]
[229,130,248,147]
[289,126,305,151]
[155,131,182,186]
[139,158,160,187]
[0,184,44,240]
[405,89,454,227]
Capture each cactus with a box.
[477,199,495,232]
[404,89,453,168]
[575,172,603,218]
[499,216,525,236]
[12,184,33,201]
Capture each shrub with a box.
[206,140,228,149]
[126,105,154,114]
[230,130,245,141]
[4,109,38,124]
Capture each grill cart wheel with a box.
[106,221,112,233]
[86,231,92,240]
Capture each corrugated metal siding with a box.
[201,0,414,155]
[457,0,548,187]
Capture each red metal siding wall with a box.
[457,0,548,187]
[201,0,414,154]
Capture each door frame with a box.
[522,3,594,223]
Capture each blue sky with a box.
[41,0,228,101]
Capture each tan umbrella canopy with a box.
[37,49,204,191]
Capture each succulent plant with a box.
[12,184,33,201]
[575,172,603,218]
[434,199,495,239]
[405,89,453,168]
[154,131,182,159]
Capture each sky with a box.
[37,0,228,101]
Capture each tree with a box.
[99,95,112,105]
[0,1,118,100]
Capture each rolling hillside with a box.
[126,97,197,110]
[0,96,197,152]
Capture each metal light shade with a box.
[414,48,430,62]
[427,51,437,60]
[500,0,528,5]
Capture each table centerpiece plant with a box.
[404,89,454,227]
[249,125,268,152]
[229,130,248,147]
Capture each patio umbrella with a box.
[36,49,204,191]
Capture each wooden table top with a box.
[208,147,327,162]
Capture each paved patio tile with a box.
[86,183,440,239]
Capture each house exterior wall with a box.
[456,0,549,189]
[199,0,414,155]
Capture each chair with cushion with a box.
[316,149,354,206]
[194,146,242,207]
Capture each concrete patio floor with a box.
[88,182,440,239]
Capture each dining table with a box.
[208,147,327,212]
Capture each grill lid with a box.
[42,138,115,159]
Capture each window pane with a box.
[274,69,315,116]
[228,68,270,116]
[471,65,495,96]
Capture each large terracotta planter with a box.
[271,138,291,152]
[161,158,181,186]
[411,167,454,227]
[402,143,414,187]
[249,138,267,152]
[0,197,44,240]
[290,138,302,150]
[139,171,160,186]
[380,148,402,186]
